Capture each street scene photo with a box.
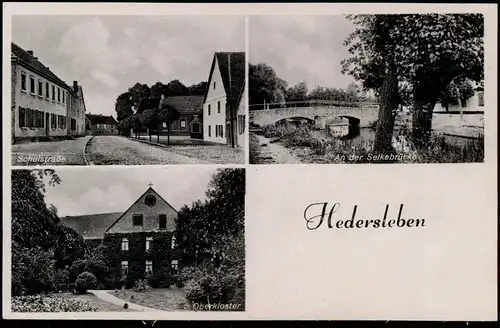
[249,15,484,164]
[11,167,245,312]
[11,15,246,165]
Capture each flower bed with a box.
[11,295,98,312]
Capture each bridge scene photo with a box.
[248,14,484,164]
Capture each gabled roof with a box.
[59,212,122,239]
[203,52,245,110]
[162,95,203,114]
[11,42,76,96]
[86,114,118,125]
[105,187,179,234]
[137,97,161,113]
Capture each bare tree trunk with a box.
[167,120,171,146]
[373,63,399,153]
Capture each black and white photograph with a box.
[10,15,246,165]
[249,14,485,164]
[10,167,245,312]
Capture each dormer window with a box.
[133,214,143,226]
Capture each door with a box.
[45,113,50,136]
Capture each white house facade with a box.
[203,55,227,144]
[11,42,86,143]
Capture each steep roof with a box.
[162,95,203,114]
[203,52,245,110]
[11,42,76,96]
[59,212,122,239]
[86,114,118,125]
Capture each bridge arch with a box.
[275,116,315,127]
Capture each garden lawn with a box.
[111,288,188,311]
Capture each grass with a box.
[166,145,245,164]
[259,121,484,164]
[58,293,134,312]
[110,288,189,311]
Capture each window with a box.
[159,214,167,229]
[213,81,216,89]
[18,107,26,127]
[171,235,176,249]
[217,101,221,113]
[38,80,43,97]
[478,91,484,107]
[171,259,179,271]
[180,119,186,130]
[145,261,153,275]
[45,82,50,98]
[220,125,224,138]
[208,104,211,116]
[133,214,143,226]
[30,76,35,95]
[51,113,56,129]
[121,261,128,275]
[21,72,27,91]
[62,90,65,104]
[145,195,157,207]
[216,125,224,138]
[52,85,56,101]
[146,236,153,250]
[121,238,129,251]
[208,125,211,137]
[57,88,61,102]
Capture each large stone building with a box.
[11,42,87,143]
[60,186,179,287]
[202,52,246,148]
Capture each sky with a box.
[12,15,245,118]
[42,167,220,216]
[249,15,357,90]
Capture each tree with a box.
[158,103,181,145]
[249,63,288,109]
[286,81,308,102]
[345,82,362,102]
[188,81,208,96]
[150,82,167,99]
[342,14,402,153]
[139,108,160,142]
[165,79,190,97]
[54,225,85,269]
[115,92,134,122]
[11,169,62,250]
[128,83,151,108]
[342,13,484,149]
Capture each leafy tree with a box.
[345,82,363,102]
[187,81,208,95]
[342,14,484,148]
[249,63,288,109]
[139,108,161,143]
[12,246,56,295]
[158,102,181,145]
[11,169,62,250]
[286,81,309,102]
[128,83,151,108]
[150,82,168,99]
[165,79,190,97]
[54,225,85,269]
[114,92,134,122]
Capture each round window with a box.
[145,195,157,207]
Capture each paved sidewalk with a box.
[89,290,164,312]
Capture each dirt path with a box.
[89,290,164,312]
[250,133,302,164]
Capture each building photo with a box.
[10,167,245,312]
[10,15,247,166]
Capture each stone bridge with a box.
[249,105,379,128]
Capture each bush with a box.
[75,272,97,294]
[53,269,70,292]
[85,258,109,284]
[11,295,98,312]
[68,259,86,282]
[183,279,204,305]
[132,279,152,292]
[146,274,160,288]
[12,247,56,295]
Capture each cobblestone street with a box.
[85,136,209,165]
[11,136,92,166]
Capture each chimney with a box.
[73,81,78,94]
[27,50,34,56]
